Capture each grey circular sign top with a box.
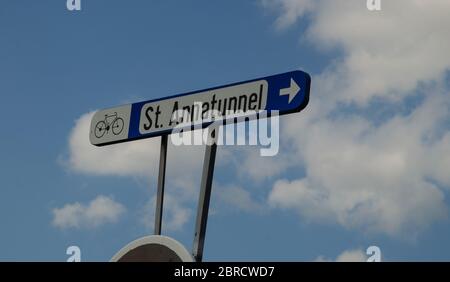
[110,235,193,262]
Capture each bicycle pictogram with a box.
[94,112,124,138]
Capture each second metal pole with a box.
[193,127,218,262]
[154,134,168,235]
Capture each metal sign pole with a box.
[192,128,218,262]
[154,134,168,235]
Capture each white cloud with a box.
[267,0,450,106]
[269,88,450,237]
[216,184,264,213]
[262,0,315,29]
[64,111,205,188]
[141,194,192,232]
[65,111,161,177]
[260,0,450,237]
[316,249,367,262]
[52,195,126,229]
[220,146,293,182]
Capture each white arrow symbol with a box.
[279,78,300,104]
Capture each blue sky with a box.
[1,0,450,261]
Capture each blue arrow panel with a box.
[265,70,311,114]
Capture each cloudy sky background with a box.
[1,0,450,261]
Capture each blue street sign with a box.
[90,70,311,146]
